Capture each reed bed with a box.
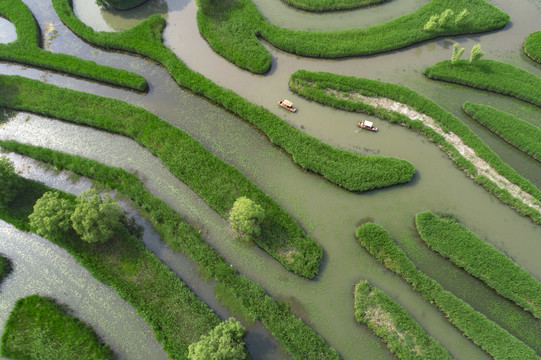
[281,0,385,12]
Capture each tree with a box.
[0,156,20,208]
[469,44,484,65]
[29,191,74,237]
[70,189,123,244]
[455,9,469,26]
[229,197,265,239]
[188,318,248,360]
[438,9,455,28]
[451,43,465,66]
[423,14,439,32]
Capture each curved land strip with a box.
[196,0,509,73]
[0,254,11,284]
[0,140,340,360]
[524,31,541,64]
[1,295,115,360]
[0,172,222,360]
[424,59,541,108]
[0,0,147,92]
[463,102,541,162]
[281,0,387,13]
[0,75,321,278]
[52,0,414,194]
[415,211,541,320]
[289,70,541,224]
[355,223,541,360]
[354,280,452,360]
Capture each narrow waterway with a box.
[1,0,540,359]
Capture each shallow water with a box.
[1,0,541,359]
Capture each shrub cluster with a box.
[354,280,452,359]
[424,59,541,108]
[0,0,147,91]
[52,0,414,194]
[188,318,248,360]
[280,0,386,13]
[463,102,541,162]
[196,0,508,73]
[355,223,540,360]
[415,211,541,320]
[0,74,321,278]
[1,295,116,360]
[288,70,541,224]
[524,31,541,64]
[0,140,340,360]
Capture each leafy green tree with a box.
[469,44,484,65]
[423,14,439,32]
[455,9,469,26]
[70,189,123,244]
[438,9,455,28]
[188,318,248,360]
[0,156,20,208]
[29,191,74,237]
[451,43,465,66]
[229,197,265,239]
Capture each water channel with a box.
[1,0,540,359]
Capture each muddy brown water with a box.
[1,0,541,359]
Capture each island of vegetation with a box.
[415,211,541,320]
[424,58,541,108]
[289,70,541,224]
[0,141,340,360]
[196,0,509,73]
[355,222,540,360]
[354,280,452,359]
[1,295,115,360]
[524,31,541,64]
[463,102,541,162]
[0,0,148,92]
[281,0,386,12]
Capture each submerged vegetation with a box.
[463,102,541,162]
[354,281,452,359]
[280,0,386,12]
[289,70,541,224]
[0,74,321,278]
[196,0,508,73]
[0,0,147,91]
[0,140,340,360]
[96,0,148,10]
[0,295,115,360]
[424,59,541,108]
[355,223,541,360]
[524,31,541,64]
[415,211,541,320]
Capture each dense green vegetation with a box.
[0,0,147,91]
[0,170,221,359]
[524,31,541,64]
[0,254,11,285]
[354,280,452,359]
[0,140,340,360]
[289,70,541,224]
[281,0,386,12]
[196,0,508,73]
[0,74,321,278]
[355,223,541,360]
[463,102,541,161]
[424,59,541,108]
[97,0,148,10]
[188,318,248,360]
[415,211,541,320]
[0,295,115,360]
[0,155,21,208]
[52,0,414,194]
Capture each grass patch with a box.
[0,141,340,360]
[0,74,321,278]
[424,59,541,108]
[196,0,508,73]
[281,0,387,13]
[415,210,541,320]
[1,295,115,360]
[524,31,541,64]
[355,222,541,360]
[354,280,452,359]
[0,0,147,91]
[463,102,541,162]
[289,70,541,224]
[0,254,12,285]
[214,282,255,326]
[52,0,415,195]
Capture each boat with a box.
[357,120,378,132]
[278,99,297,112]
